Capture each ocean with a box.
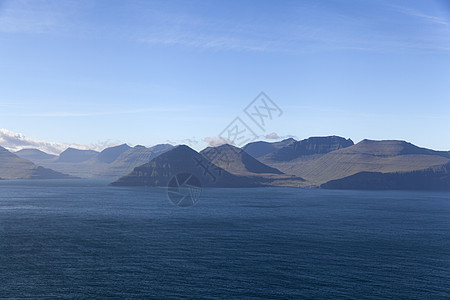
[0,179,449,299]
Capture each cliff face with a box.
[243,138,296,158]
[261,139,450,186]
[321,162,450,190]
[264,136,354,162]
[111,145,264,187]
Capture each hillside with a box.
[321,161,450,190]
[111,145,263,187]
[263,139,450,185]
[200,144,306,187]
[201,144,283,175]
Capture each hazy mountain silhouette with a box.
[18,144,174,178]
[98,144,174,177]
[57,148,99,163]
[0,146,74,179]
[15,148,57,161]
[97,144,131,163]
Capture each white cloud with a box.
[0,128,119,155]
[265,132,280,140]
[204,136,231,147]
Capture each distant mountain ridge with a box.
[6,135,450,190]
[97,144,131,163]
[262,136,354,162]
[0,146,74,179]
[15,144,174,178]
[57,148,99,163]
[15,149,57,161]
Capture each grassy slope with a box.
[262,140,450,185]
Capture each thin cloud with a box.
[394,6,448,26]
[0,0,66,34]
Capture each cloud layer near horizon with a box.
[0,129,118,155]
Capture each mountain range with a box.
[2,136,450,190]
[0,146,74,179]
[112,136,450,190]
[14,143,174,178]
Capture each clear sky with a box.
[1,0,449,153]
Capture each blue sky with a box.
[1,0,449,153]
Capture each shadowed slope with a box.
[111,145,263,187]
[321,161,450,190]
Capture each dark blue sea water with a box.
[0,179,449,299]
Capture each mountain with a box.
[242,138,296,158]
[263,139,450,186]
[97,144,131,163]
[262,136,354,162]
[111,145,263,187]
[15,148,57,161]
[97,144,174,177]
[199,144,306,186]
[321,161,450,190]
[201,144,283,175]
[20,144,174,178]
[57,148,99,163]
[0,146,74,179]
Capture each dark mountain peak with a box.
[58,148,99,163]
[112,144,263,187]
[267,135,354,162]
[155,145,199,161]
[97,144,131,163]
[134,145,146,149]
